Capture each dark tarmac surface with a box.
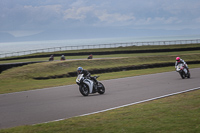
[0,68,200,129]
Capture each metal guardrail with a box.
[0,39,200,58]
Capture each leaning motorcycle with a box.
[76,74,105,96]
[176,63,190,79]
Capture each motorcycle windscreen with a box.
[76,74,83,83]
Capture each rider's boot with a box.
[187,67,190,72]
[185,65,189,72]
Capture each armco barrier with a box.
[1,46,200,61]
[1,39,200,58]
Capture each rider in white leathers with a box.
[77,67,98,90]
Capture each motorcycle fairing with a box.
[176,63,188,73]
[183,68,188,73]
[83,78,94,93]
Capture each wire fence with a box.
[0,39,200,58]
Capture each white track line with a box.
[39,87,200,125]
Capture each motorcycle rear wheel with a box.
[97,82,105,94]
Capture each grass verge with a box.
[1,85,200,133]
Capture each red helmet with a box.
[176,57,180,62]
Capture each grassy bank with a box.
[1,43,200,63]
[1,50,200,64]
[0,45,200,94]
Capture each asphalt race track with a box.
[0,68,200,129]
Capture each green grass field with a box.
[0,43,200,132]
[0,51,200,94]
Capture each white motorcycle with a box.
[176,63,190,79]
[76,74,105,96]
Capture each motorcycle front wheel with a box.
[179,72,185,79]
[97,82,105,94]
[79,84,89,96]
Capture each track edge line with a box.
[36,87,200,125]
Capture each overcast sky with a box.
[1,0,200,38]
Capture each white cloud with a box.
[133,17,181,26]
[7,30,43,37]
[94,10,135,23]
[62,4,136,26]
[69,0,86,7]
[63,6,94,20]
[162,0,200,15]
[164,17,182,24]
[1,0,200,37]
[23,5,62,21]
